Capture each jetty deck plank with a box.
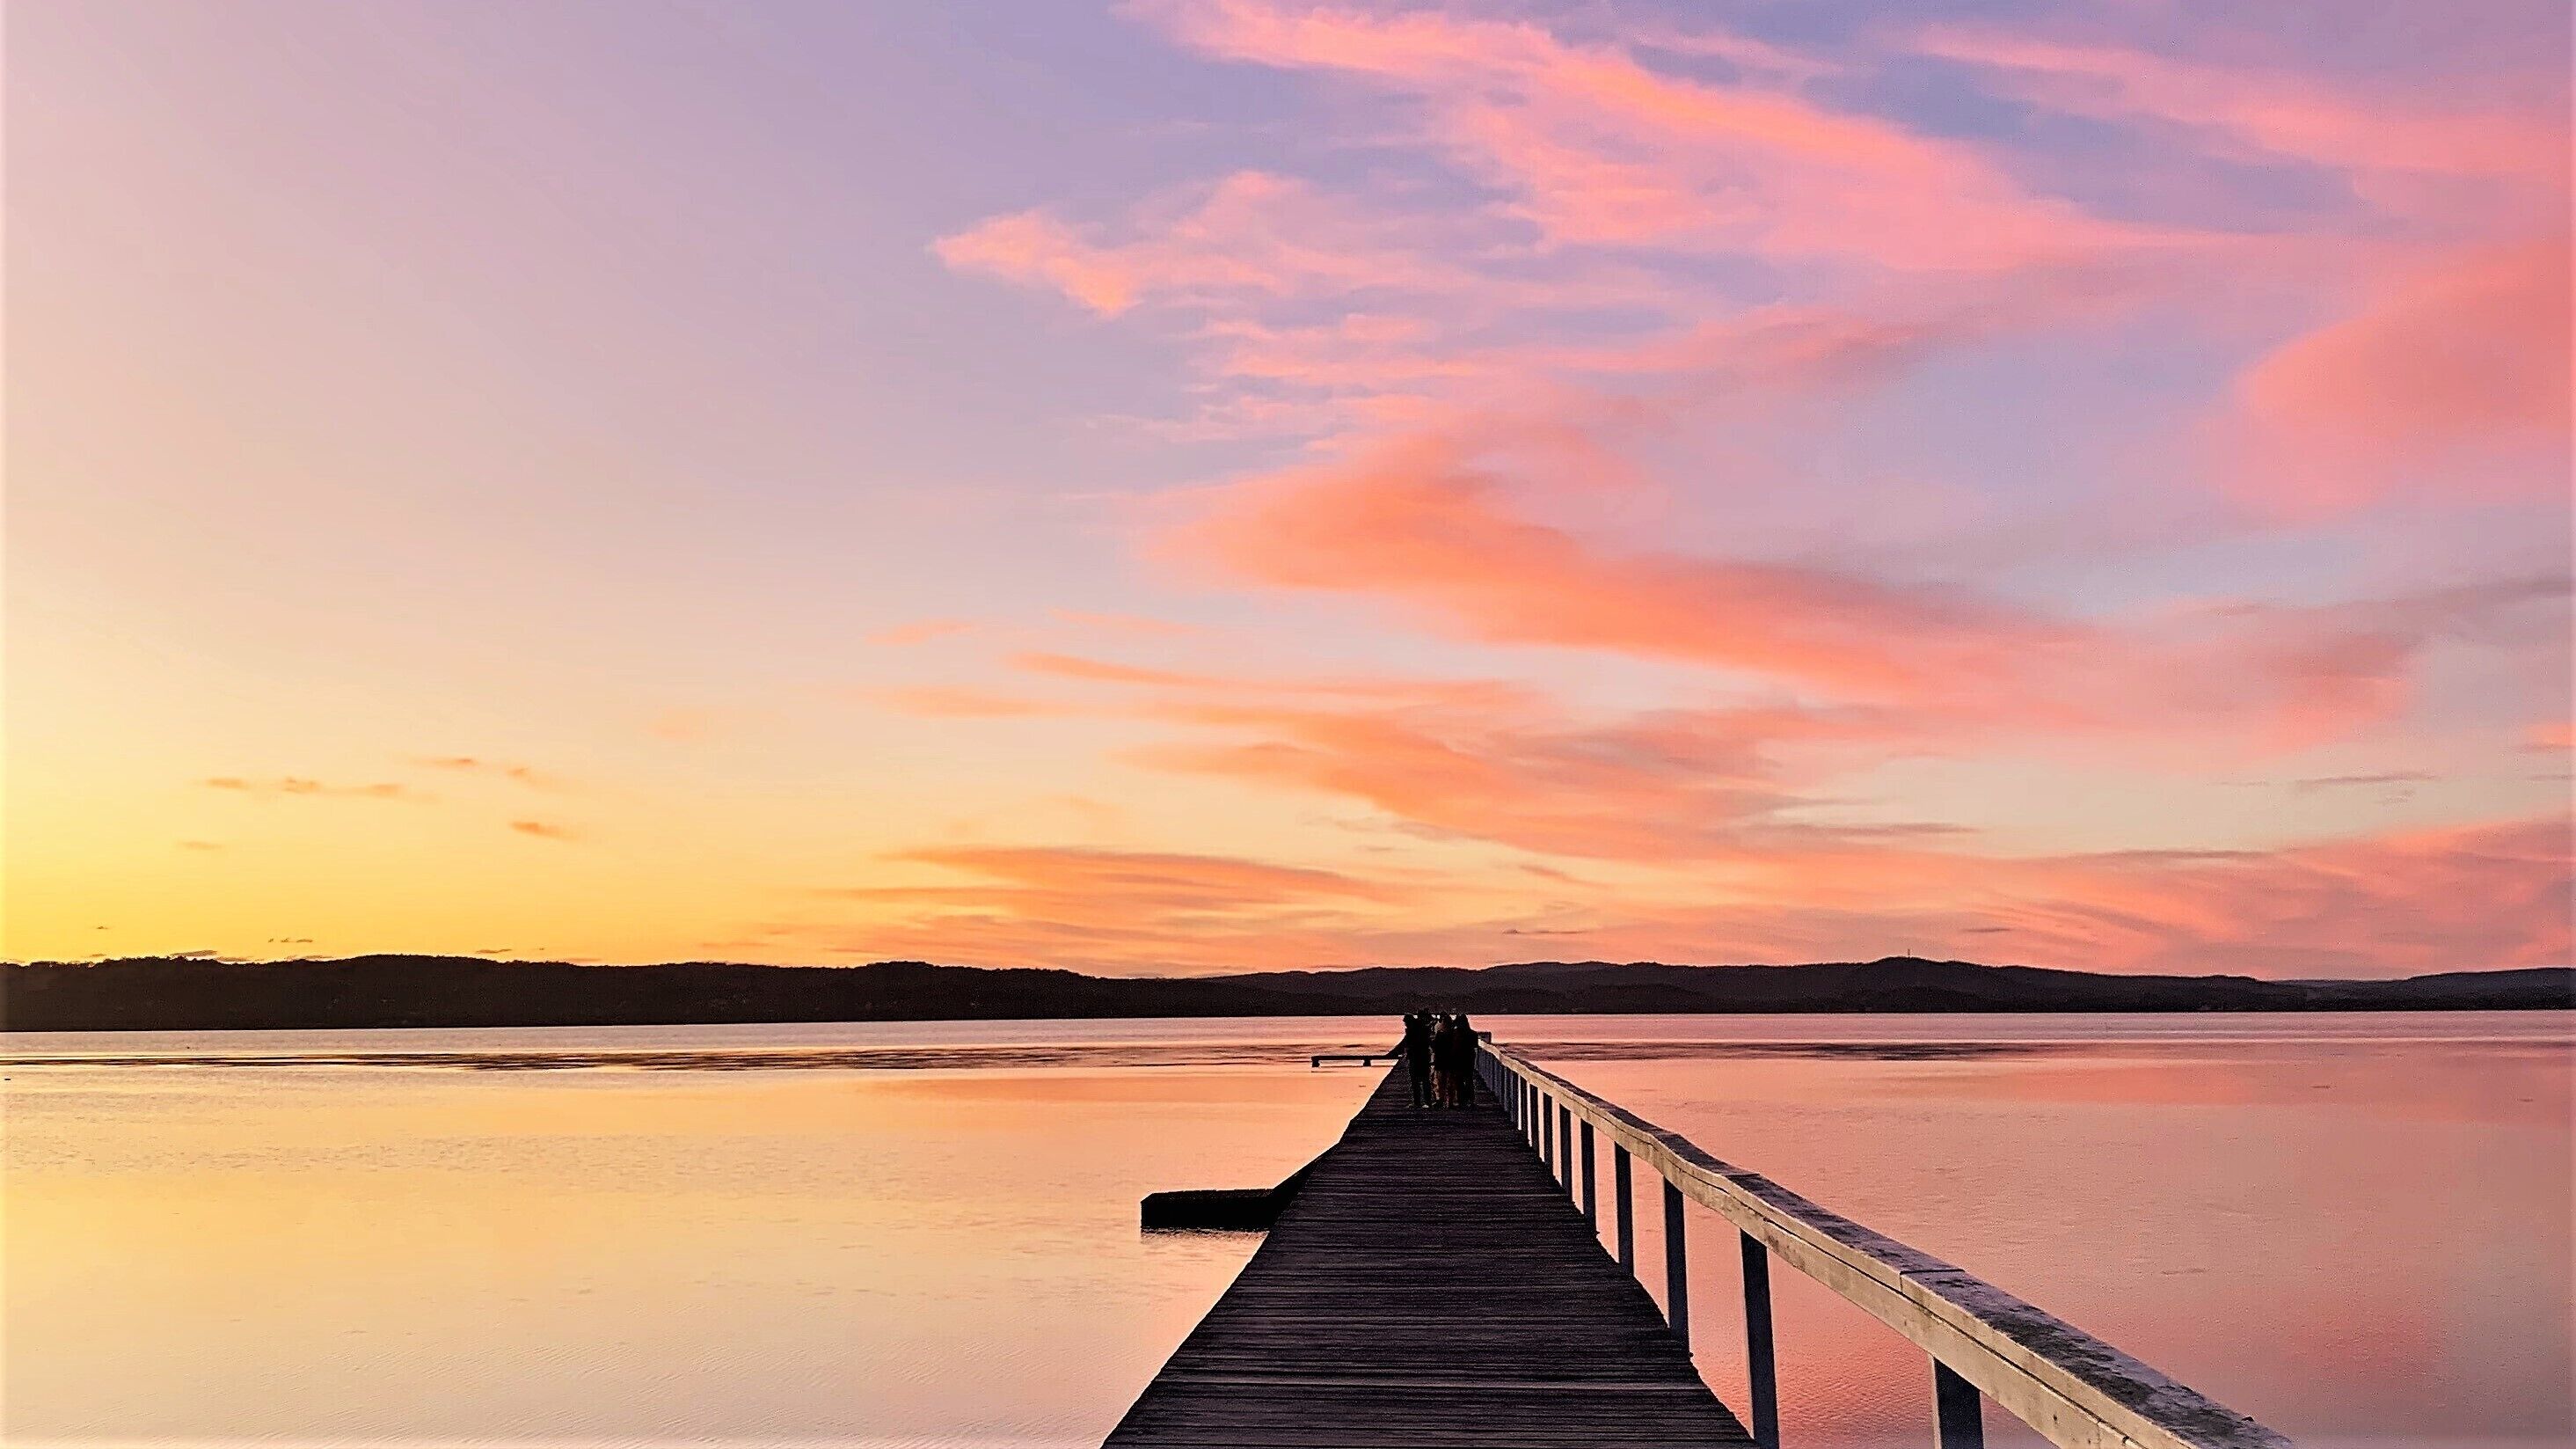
[1105,1067,1754,1448]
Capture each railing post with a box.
[1557,1104,1573,1191]
[1579,1121,1597,1225]
[1662,1179,1689,1352]
[1614,1145,1635,1268]
[1933,1361,1983,1449]
[1740,1233,1779,1449]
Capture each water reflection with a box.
[4,1013,2566,1449]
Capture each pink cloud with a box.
[2233,238,2572,513]
[1160,430,2544,749]
[1049,607,1205,638]
[1549,816,2572,979]
[1916,29,2565,188]
[935,171,1478,318]
[865,618,980,647]
[784,815,2566,977]
[1139,1,2174,268]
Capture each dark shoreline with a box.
[4,955,2566,1032]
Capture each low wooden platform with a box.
[1104,1067,1754,1448]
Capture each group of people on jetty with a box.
[1393,1010,1483,1109]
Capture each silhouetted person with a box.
[1396,1010,1434,1108]
[1428,1013,1461,1108]
[1444,1012,1480,1107]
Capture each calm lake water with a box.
[4,1013,2568,1449]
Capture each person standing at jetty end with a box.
[1443,1013,1480,1107]
[1396,1011,1435,1109]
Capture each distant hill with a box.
[3,955,2567,1031]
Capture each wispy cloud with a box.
[2289,771,2438,792]
[1161,428,2558,750]
[1912,27,2565,189]
[202,776,420,801]
[418,756,559,789]
[874,685,1083,720]
[867,618,981,647]
[1137,1,2177,267]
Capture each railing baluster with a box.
[1580,1120,1597,1225]
[1933,1361,1984,1449]
[1741,1232,1779,1449]
[1614,1145,1635,1269]
[1558,1104,1573,1190]
[1543,1094,1556,1169]
[1663,1178,1689,1352]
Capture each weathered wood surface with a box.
[1105,1066,1753,1448]
[1485,1045,2291,1449]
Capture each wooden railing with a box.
[1477,1043,2292,1449]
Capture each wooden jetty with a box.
[1106,1040,2292,1449]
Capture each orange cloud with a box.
[874,685,1079,720]
[201,776,418,801]
[806,845,1434,971]
[1132,699,1916,862]
[864,845,1406,905]
[418,756,556,788]
[507,819,577,841]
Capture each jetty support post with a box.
[1933,1360,1984,1449]
[1558,1104,1574,1191]
[1741,1232,1780,1449]
[1613,1145,1635,1268]
[1580,1120,1597,1225]
[1663,1178,1690,1352]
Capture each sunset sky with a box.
[10,0,2570,976]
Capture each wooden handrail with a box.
[1481,1043,2292,1449]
